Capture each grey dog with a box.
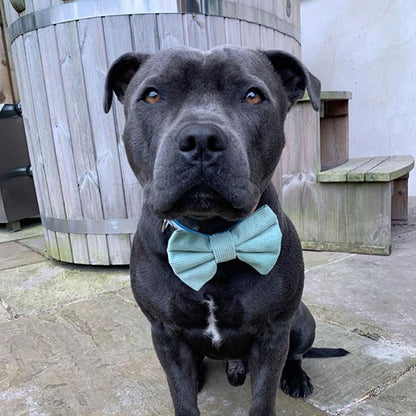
[104,46,346,416]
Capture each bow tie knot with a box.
[167,205,282,291]
[210,232,236,263]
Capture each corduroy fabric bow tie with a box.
[166,205,282,291]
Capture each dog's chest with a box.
[172,293,246,349]
[202,296,222,347]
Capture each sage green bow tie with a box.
[166,205,282,291]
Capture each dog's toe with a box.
[280,360,313,398]
[226,359,248,386]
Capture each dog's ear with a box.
[263,50,321,111]
[103,52,149,113]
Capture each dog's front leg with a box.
[248,324,290,416]
[151,323,201,416]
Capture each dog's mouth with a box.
[155,185,255,221]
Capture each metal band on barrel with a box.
[42,217,139,235]
[8,0,300,43]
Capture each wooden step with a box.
[318,155,415,183]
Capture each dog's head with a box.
[104,46,320,221]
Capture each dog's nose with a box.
[178,124,227,163]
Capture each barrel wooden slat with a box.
[260,26,275,49]
[78,18,131,265]
[206,16,227,48]
[23,30,73,261]
[130,14,159,53]
[3,0,17,23]
[0,1,20,102]
[55,21,109,265]
[38,25,90,264]
[32,0,51,11]
[11,35,54,254]
[224,18,241,45]
[14,34,59,259]
[157,14,185,49]
[240,21,261,49]
[104,15,143,247]
[183,14,208,50]
[22,0,33,13]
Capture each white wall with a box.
[300,0,416,196]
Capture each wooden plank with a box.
[240,21,260,48]
[301,240,391,256]
[23,30,73,262]
[260,26,275,49]
[353,182,391,250]
[318,158,371,182]
[38,25,89,264]
[32,0,51,11]
[157,14,185,49]
[282,102,320,175]
[206,16,226,48]
[23,0,34,13]
[300,174,319,243]
[55,21,109,265]
[347,156,389,182]
[392,175,409,224]
[319,114,349,170]
[322,100,349,117]
[317,182,349,246]
[299,91,352,103]
[273,0,285,21]
[224,18,241,46]
[365,155,415,182]
[183,13,208,50]
[78,17,131,265]
[273,29,285,50]
[0,0,18,102]
[281,103,320,238]
[11,35,56,257]
[130,14,159,53]
[0,11,13,102]
[104,15,142,253]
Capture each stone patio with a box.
[1,198,415,415]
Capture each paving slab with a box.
[0,261,130,316]
[343,367,416,416]
[0,301,10,322]
[303,321,416,414]
[0,220,43,243]
[18,235,48,256]
[303,251,352,271]
[0,294,168,416]
[302,228,416,345]
[0,241,45,271]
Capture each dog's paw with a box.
[280,360,313,398]
[226,359,248,386]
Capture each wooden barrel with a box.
[4,0,301,264]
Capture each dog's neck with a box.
[173,216,238,235]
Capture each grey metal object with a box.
[42,217,139,235]
[8,0,301,43]
[0,103,39,230]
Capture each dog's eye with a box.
[244,89,264,105]
[143,89,161,104]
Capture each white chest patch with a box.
[202,296,222,348]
